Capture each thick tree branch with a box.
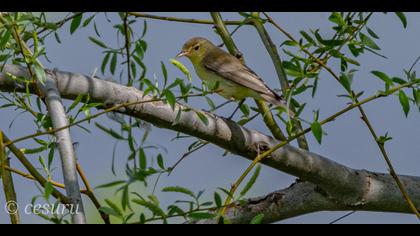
[38,71,87,224]
[195,177,420,224]
[1,65,420,222]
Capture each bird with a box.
[176,37,294,117]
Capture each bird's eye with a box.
[194,45,200,51]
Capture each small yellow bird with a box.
[176,37,293,116]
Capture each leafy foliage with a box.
[0,12,419,224]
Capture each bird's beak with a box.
[176,50,188,58]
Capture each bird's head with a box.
[176,37,214,62]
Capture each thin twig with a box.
[76,163,111,224]
[329,211,356,224]
[263,12,373,75]
[168,141,209,175]
[128,12,249,25]
[262,12,341,82]
[3,164,88,194]
[355,97,420,218]
[37,12,84,36]
[123,12,133,86]
[315,12,356,60]
[4,91,215,147]
[169,109,261,175]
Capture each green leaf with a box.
[395,12,407,28]
[173,107,183,125]
[95,122,125,140]
[399,90,410,117]
[188,212,216,220]
[328,12,345,26]
[161,61,168,88]
[371,71,393,87]
[93,21,101,37]
[205,97,216,111]
[163,89,176,111]
[130,61,137,80]
[0,29,11,50]
[321,39,344,47]
[141,20,148,38]
[392,77,406,85]
[311,121,323,144]
[170,58,192,82]
[22,146,48,154]
[82,14,95,27]
[214,192,222,208]
[378,132,393,145]
[342,56,360,66]
[0,54,9,62]
[240,164,261,197]
[414,89,420,109]
[105,199,123,217]
[281,40,298,47]
[53,32,62,44]
[162,186,195,198]
[132,199,166,217]
[195,111,209,126]
[250,214,264,224]
[88,36,108,49]
[166,78,183,90]
[110,53,117,75]
[329,49,343,58]
[139,148,147,170]
[300,30,316,45]
[70,13,83,34]
[348,43,363,57]
[67,94,84,113]
[367,27,379,39]
[157,153,165,169]
[101,52,110,74]
[148,195,160,206]
[33,63,47,84]
[121,185,130,211]
[140,40,148,52]
[47,143,55,169]
[99,206,121,218]
[44,182,54,199]
[240,103,250,117]
[96,180,126,189]
[360,33,380,50]
[339,74,352,93]
[217,187,234,198]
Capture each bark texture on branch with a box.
[37,70,86,224]
[1,65,420,222]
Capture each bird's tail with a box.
[261,93,295,117]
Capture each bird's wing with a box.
[202,47,275,96]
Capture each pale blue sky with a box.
[1,12,419,224]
